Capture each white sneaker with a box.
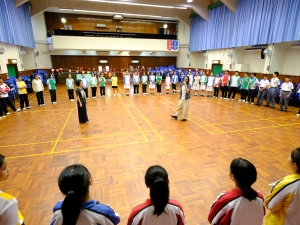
[243,100,245,102]
[26,106,31,109]
[6,112,10,115]
[15,109,21,112]
[239,99,242,101]
[245,102,249,104]
[134,94,136,96]
[118,94,121,96]
[53,102,57,104]
[0,116,3,119]
[296,114,300,116]
[114,94,116,96]
[22,108,26,110]
[39,105,42,107]
[251,103,254,105]
[231,99,234,101]
[42,104,45,106]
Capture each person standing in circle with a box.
[111,73,120,97]
[90,73,98,99]
[76,80,89,124]
[32,74,44,106]
[156,72,162,95]
[16,76,31,110]
[99,73,106,97]
[66,74,74,101]
[47,74,57,104]
[171,76,191,122]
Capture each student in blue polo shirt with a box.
[51,164,120,225]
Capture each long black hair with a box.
[291,147,300,173]
[58,164,91,225]
[145,165,169,216]
[0,154,5,167]
[75,80,82,87]
[230,158,258,201]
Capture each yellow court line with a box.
[0,130,155,148]
[119,89,163,140]
[221,122,300,134]
[161,97,226,133]
[118,96,148,141]
[149,95,215,134]
[8,139,161,159]
[50,109,74,153]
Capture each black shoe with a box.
[270,106,274,108]
[279,109,283,111]
[284,109,287,112]
[265,105,269,107]
[171,115,177,120]
[181,119,187,121]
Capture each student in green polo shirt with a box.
[239,72,250,102]
[47,74,57,104]
[156,72,162,95]
[99,73,106,97]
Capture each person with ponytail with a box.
[265,147,300,225]
[51,164,120,225]
[127,165,185,225]
[208,158,264,225]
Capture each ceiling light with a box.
[163,24,168,29]
[131,60,139,63]
[99,60,108,63]
[187,0,193,2]
[59,8,73,11]
[174,6,187,9]
[61,18,66,23]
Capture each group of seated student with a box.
[1,147,300,225]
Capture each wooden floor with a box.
[1,84,300,225]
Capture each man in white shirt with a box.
[266,72,281,108]
[279,76,294,112]
[256,74,270,106]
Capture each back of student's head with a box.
[230,158,258,201]
[0,154,5,167]
[58,164,91,225]
[291,147,300,173]
[145,165,169,216]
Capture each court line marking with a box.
[118,89,164,140]
[148,95,217,134]
[8,139,161,159]
[50,109,73,153]
[118,95,148,141]
[0,131,156,148]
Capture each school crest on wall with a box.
[167,40,179,51]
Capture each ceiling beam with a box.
[14,0,28,7]
[221,0,237,12]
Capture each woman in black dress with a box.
[76,80,89,124]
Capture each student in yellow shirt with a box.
[16,77,31,110]
[0,154,24,225]
[265,147,300,225]
[111,73,121,97]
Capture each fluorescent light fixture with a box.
[131,60,139,63]
[86,0,187,9]
[59,8,73,11]
[99,60,108,63]
[163,24,168,29]
[61,18,66,23]
[174,6,187,9]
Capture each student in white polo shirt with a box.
[127,165,185,225]
[32,74,45,106]
[256,74,270,106]
[0,154,24,225]
[227,71,240,100]
[266,72,281,108]
[279,76,293,112]
[81,73,89,99]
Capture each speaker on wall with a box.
[261,48,266,59]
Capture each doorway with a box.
[128,63,142,74]
[6,64,18,77]
[212,64,223,76]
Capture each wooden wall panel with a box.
[51,56,176,79]
[45,12,177,34]
[0,69,53,81]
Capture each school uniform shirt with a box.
[0,191,24,225]
[241,77,250,89]
[90,77,97,87]
[127,199,185,225]
[208,188,265,225]
[200,75,207,83]
[265,174,300,225]
[16,81,27,94]
[222,75,230,86]
[281,82,294,92]
[189,74,193,85]
[124,75,131,85]
[0,83,10,98]
[156,76,162,84]
[133,75,140,85]
[99,77,106,87]
[230,76,240,87]
[66,78,74,89]
[165,76,171,85]
[207,76,214,87]
[214,77,221,88]
[111,77,118,86]
[172,75,178,84]
[142,76,148,84]
[51,200,120,225]
[259,79,270,88]
[270,77,280,88]
[82,78,88,88]
[149,75,156,84]
[47,79,56,90]
[249,77,259,89]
